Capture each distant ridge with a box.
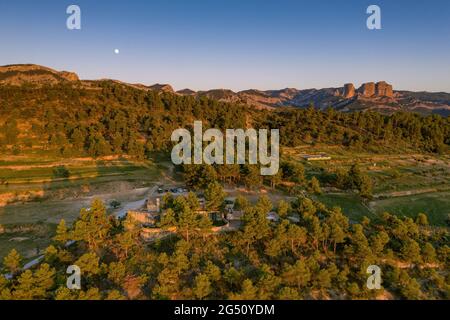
[1,64,449,116]
[0,64,79,85]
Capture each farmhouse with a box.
[127,210,160,227]
[127,197,162,227]
[146,197,161,212]
[302,154,331,161]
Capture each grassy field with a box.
[0,157,162,187]
[313,192,449,226]
[285,145,450,226]
[370,191,450,226]
[314,193,375,222]
[0,199,89,225]
[0,153,166,200]
[0,224,55,261]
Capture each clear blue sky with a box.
[1,0,449,92]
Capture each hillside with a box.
[0,72,448,159]
[0,64,79,86]
[0,64,449,159]
[182,83,450,116]
[1,64,449,116]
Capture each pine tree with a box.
[186,192,200,210]
[229,279,257,300]
[153,267,180,299]
[351,224,372,259]
[177,205,198,242]
[308,177,322,195]
[281,260,311,290]
[105,290,126,300]
[12,270,35,300]
[371,231,390,256]
[422,243,437,263]
[256,265,281,299]
[278,287,301,300]
[193,274,211,300]
[256,195,273,214]
[233,195,249,211]
[72,199,111,250]
[204,182,226,212]
[107,262,127,287]
[3,249,21,274]
[240,205,270,255]
[416,213,429,226]
[277,200,290,218]
[78,287,102,300]
[401,239,422,264]
[160,208,177,229]
[286,224,307,254]
[74,252,101,277]
[269,169,283,189]
[54,219,69,244]
[33,263,56,299]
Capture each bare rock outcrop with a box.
[148,83,174,93]
[375,81,394,97]
[0,64,79,85]
[60,71,79,82]
[358,82,376,97]
[357,81,394,98]
[343,83,356,98]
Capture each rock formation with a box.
[148,84,174,93]
[375,81,394,97]
[358,82,376,97]
[60,71,79,82]
[343,83,356,98]
[0,64,79,85]
[357,81,394,98]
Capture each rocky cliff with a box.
[0,64,79,85]
[343,83,356,98]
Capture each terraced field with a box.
[0,152,169,260]
[286,146,450,226]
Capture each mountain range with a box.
[1,64,449,116]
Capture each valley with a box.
[0,64,448,300]
[1,143,448,262]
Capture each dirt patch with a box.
[0,190,45,207]
[374,188,438,199]
[8,237,29,242]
